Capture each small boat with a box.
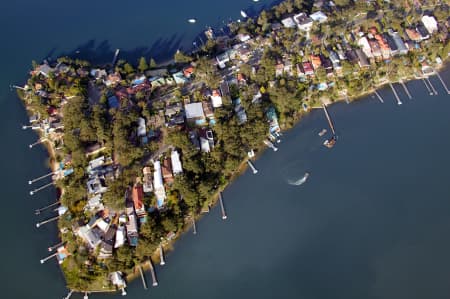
[253,0,260,2]
[188,18,197,24]
[263,139,278,151]
[240,10,248,18]
[288,172,309,186]
[318,129,327,136]
[323,135,337,148]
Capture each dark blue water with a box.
[1,1,450,298]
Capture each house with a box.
[183,66,195,78]
[165,103,182,118]
[161,158,174,184]
[142,167,153,193]
[153,161,166,208]
[421,15,438,34]
[56,246,70,264]
[358,37,374,59]
[104,73,121,87]
[171,150,183,175]
[173,71,188,84]
[98,241,113,259]
[236,33,251,42]
[216,52,230,69]
[132,184,146,217]
[202,101,214,119]
[416,24,430,40]
[200,137,210,153]
[368,40,382,58]
[234,98,247,125]
[87,176,107,194]
[321,55,333,70]
[114,226,126,248]
[310,55,322,70]
[220,81,230,98]
[275,63,284,77]
[145,68,168,77]
[35,63,53,77]
[328,50,340,65]
[302,62,314,76]
[384,33,399,56]
[281,17,296,28]
[126,212,138,247]
[355,49,370,68]
[137,117,146,137]
[293,13,313,31]
[374,34,391,59]
[77,225,102,249]
[405,28,422,42]
[90,69,107,80]
[210,89,223,108]
[309,11,327,23]
[388,30,408,55]
[185,102,206,125]
[86,194,104,212]
[296,64,305,77]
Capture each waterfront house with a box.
[310,11,327,23]
[153,161,166,208]
[405,28,422,42]
[35,63,53,78]
[114,226,126,248]
[171,150,183,175]
[185,102,206,125]
[281,17,296,28]
[421,15,438,34]
[293,13,313,31]
[302,62,314,76]
[126,212,138,247]
[384,33,398,56]
[77,225,102,249]
[358,36,374,59]
[368,40,382,59]
[142,167,153,193]
[90,68,107,80]
[87,176,107,194]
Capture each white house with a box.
[358,36,374,59]
[310,11,328,23]
[153,161,166,208]
[171,150,183,175]
[293,13,313,31]
[210,89,223,108]
[281,17,296,28]
[421,15,438,34]
[185,102,206,125]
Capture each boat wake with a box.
[287,173,309,186]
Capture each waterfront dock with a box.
[40,251,58,264]
[112,49,120,66]
[422,78,433,95]
[47,240,64,252]
[247,160,258,174]
[138,266,148,290]
[159,245,165,266]
[30,181,55,195]
[192,217,197,234]
[434,70,450,94]
[29,171,56,185]
[399,80,412,99]
[426,77,438,95]
[374,90,384,103]
[35,201,60,215]
[29,138,46,149]
[148,259,158,287]
[389,83,402,105]
[219,192,227,220]
[36,215,60,228]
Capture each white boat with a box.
[318,129,327,136]
[263,139,278,152]
[240,10,248,18]
[288,172,309,186]
[188,18,197,24]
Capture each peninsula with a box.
[17,0,449,295]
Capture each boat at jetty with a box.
[188,18,197,24]
[263,139,278,151]
[322,104,337,149]
[241,10,248,18]
[288,172,309,186]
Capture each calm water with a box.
[1,1,450,298]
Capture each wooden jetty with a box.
[63,290,74,299]
[422,78,433,95]
[218,192,227,220]
[47,241,64,252]
[374,90,384,103]
[389,83,402,105]
[148,259,158,287]
[29,171,56,185]
[138,266,148,290]
[426,77,438,95]
[434,70,450,94]
[36,215,60,228]
[112,49,120,66]
[399,80,412,99]
[35,201,60,215]
[192,217,197,234]
[322,104,337,148]
[247,160,258,174]
[30,181,55,195]
[159,245,165,266]
[40,252,58,264]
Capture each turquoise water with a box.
[1,1,450,298]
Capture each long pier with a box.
[159,245,165,266]
[30,181,55,195]
[63,290,74,299]
[426,77,438,95]
[29,171,56,185]
[218,192,227,220]
[48,241,64,252]
[399,80,412,99]
[40,252,58,264]
[389,83,402,105]
[422,78,433,95]
[322,104,336,135]
[192,217,197,234]
[138,266,148,290]
[434,70,450,94]
[35,201,60,215]
[374,90,384,103]
[36,215,60,228]
[247,160,258,174]
[29,138,46,149]
[148,259,158,287]
[112,49,120,66]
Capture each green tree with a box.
[138,57,149,73]
[174,50,193,63]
